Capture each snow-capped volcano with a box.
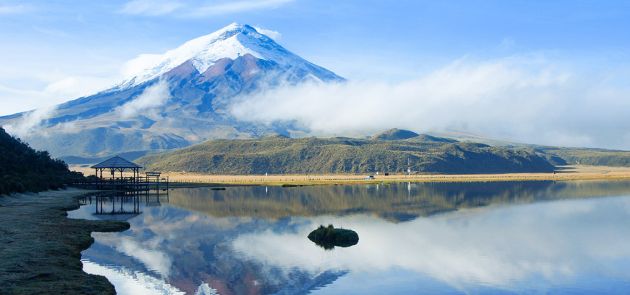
[0,23,343,160]
[120,23,339,87]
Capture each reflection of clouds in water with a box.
[140,209,250,236]
[195,283,220,295]
[82,260,184,295]
[90,207,266,292]
[232,197,630,291]
[96,235,173,277]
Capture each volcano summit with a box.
[0,23,343,160]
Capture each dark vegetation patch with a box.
[0,128,83,195]
[308,224,359,250]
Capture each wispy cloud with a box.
[230,55,630,149]
[83,261,184,294]
[0,4,31,15]
[3,105,57,138]
[119,0,295,17]
[253,26,281,40]
[119,0,184,16]
[190,0,294,16]
[0,75,118,116]
[116,79,171,119]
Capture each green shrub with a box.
[0,128,82,195]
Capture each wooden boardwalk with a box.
[75,176,170,215]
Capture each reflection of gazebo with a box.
[91,156,142,180]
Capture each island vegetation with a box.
[308,224,359,249]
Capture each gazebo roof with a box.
[91,156,142,169]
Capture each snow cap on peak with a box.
[218,22,257,33]
[118,22,340,89]
[121,23,278,87]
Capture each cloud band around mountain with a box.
[229,56,630,149]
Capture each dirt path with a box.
[0,188,129,294]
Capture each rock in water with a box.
[308,224,359,250]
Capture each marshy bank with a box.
[0,188,129,294]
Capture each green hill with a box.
[138,132,555,174]
[428,131,630,167]
[536,147,630,167]
[372,128,420,140]
[0,128,81,195]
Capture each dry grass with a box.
[70,165,630,186]
[0,189,129,294]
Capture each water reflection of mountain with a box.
[84,205,347,295]
[168,181,630,222]
[80,181,630,295]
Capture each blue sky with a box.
[1,0,629,111]
[1,0,630,148]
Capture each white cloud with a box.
[115,237,173,277]
[229,56,630,149]
[190,0,294,17]
[83,260,185,295]
[119,0,184,16]
[116,79,172,119]
[0,4,31,15]
[232,197,630,291]
[253,26,281,40]
[119,0,295,17]
[43,76,115,98]
[0,75,118,116]
[2,105,57,138]
[121,53,165,80]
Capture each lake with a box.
[69,181,630,294]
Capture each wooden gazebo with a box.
[91,156,142,180]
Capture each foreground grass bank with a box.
[0,189,129,294]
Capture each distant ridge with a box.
[372,129,420,140]
[138,131,556,174]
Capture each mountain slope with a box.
[137,132,556,174]
[0,24,343,159]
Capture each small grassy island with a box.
[308,224,359,250]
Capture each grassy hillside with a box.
[0,128,81,195]
[429,131,630,167]
[138,134,556,174]
[537,147,630,167]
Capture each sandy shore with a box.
[0,189,129,294]
[71,165,630,186]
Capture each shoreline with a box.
[69,165,630,187]
[0,188,129,294]
[129,165,630,186]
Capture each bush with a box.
[0,128,83,195]
[308,224,359,250]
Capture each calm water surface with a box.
[69,181,630,294]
